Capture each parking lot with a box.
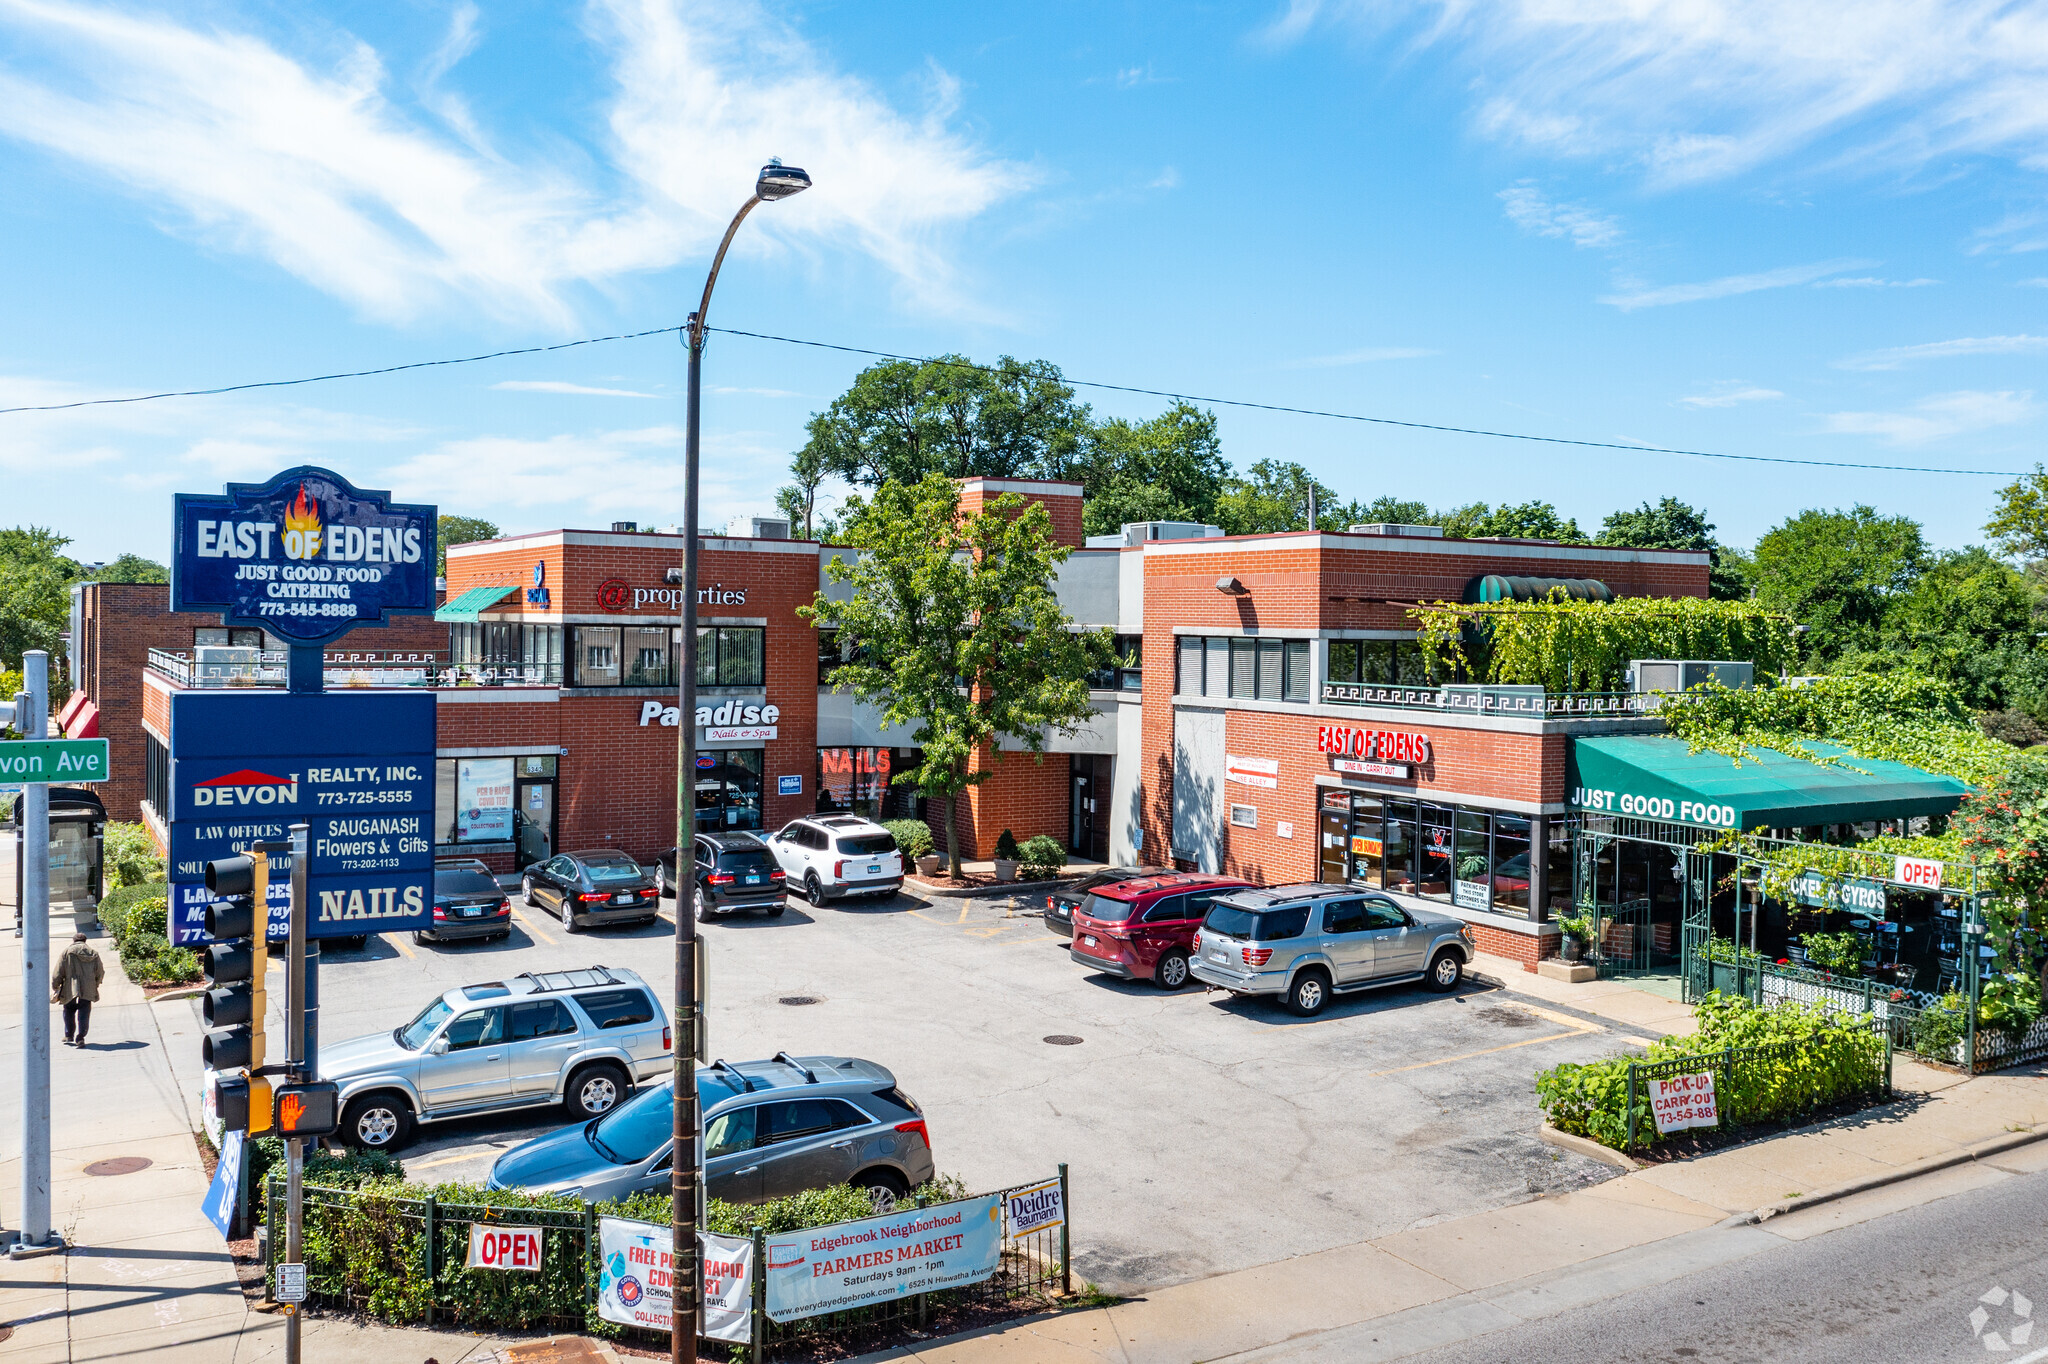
[170,883,1642,1293]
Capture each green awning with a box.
[1569,734,1972,833]
[434,583,521,622]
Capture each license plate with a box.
[867,864,881,875]
[1211,945,1228,960]
[1083,935,1097,947]
[614,892,634,904]
[460,905,482,917]
[743,873,762,884]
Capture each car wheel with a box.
[413,931,428,946]
[342,1092,414,1152]
[566,1063,629,1120]
[804,873,827,908]
[1155,950,1192,991]
[695,889,713,923]
[853,1168,909,1215]
[766,903,786,918]
[563,907,584,934]
[522,876,538,908]
[1427,951,1464,992]
[1284,968,1331,1017]
[656,863,671,898]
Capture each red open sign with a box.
[1895,856,1943,889]
[467,1224,544,1272]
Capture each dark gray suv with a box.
[1190,883,1476,1016]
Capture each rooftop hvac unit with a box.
[1347,523,1446,538]
[725,516,792,540]
[1630,660,1755,696]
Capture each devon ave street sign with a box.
[0,737,110,783]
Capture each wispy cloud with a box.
[1270,2,2048,187]
[2021,278,2048,288]
[1836,335,2048,371]
[1824,390,2035,445]
[710,386,800,397]
[1282,346,1439,368]
[1497,182,1621,249]
[1811,276,1938,289]
[0,0,1034,325]
[493,380,659,398]
[1678,384,1784,409]
[1600,259,1870,311]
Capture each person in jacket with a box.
[51,932,103,1046]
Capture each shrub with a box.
[884,819,934,860]
[1977,976,2043,1036]
[1912,994,1968,1060]
[100,880,169,947]
[103,821,166,890]
[118,937,201,986]
[1535,994,1887,1151]
[1018,835,1068,880]
[993,829,1019,861]
[1801,931,1865,977]
[251,1139,403,1209]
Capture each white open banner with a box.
[1648,1072,1719,1134]
[596,1216,752,1344]
[467,1224,544,1272]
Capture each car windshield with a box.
[397,998,453,1050]
[835,834,895,855]
[1203,904,1310,942]
[435,868,499,897]
[584,859,644,884]
[587,1077,738,1165]
[716,849,776,872]
[1077,892,1140,923]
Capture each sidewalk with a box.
[853,953,2048,1363]
[0,919,530,1362]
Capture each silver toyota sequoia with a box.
[1189,883,1475,1016]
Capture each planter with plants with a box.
[883,819,941,877]
[992,829,1020,882]
[1555,909,1594,963]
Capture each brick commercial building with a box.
[74,476,1776,969]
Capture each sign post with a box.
[284,821,308,1364]
[6,650,64,1259]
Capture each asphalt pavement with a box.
[155,880,1653,1293]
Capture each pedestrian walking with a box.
[52,932,103,1046]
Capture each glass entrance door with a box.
[514,782,555,867]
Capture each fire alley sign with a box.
[171,465,437,644]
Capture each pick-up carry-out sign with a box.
[1649,1072,1718,1135]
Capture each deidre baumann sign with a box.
[172,465,435,644]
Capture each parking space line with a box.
[1368,1028,1594,1077]
[957,903,971,924]
[406,1151,485,1172]
[517,910,556,947]
[390,934,416,960]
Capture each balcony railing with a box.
[1319,681,1657,719]
[147,649,562,689]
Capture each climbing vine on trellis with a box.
[1409,595,1801,693]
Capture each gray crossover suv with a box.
[1189,883,1476,1016]
[486,1053,934,1212]
[325,966,671,1151]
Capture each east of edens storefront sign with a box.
[1317,725,1432,779]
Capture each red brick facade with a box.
[956,478,1084,550]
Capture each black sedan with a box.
[1044,866,1167,937]
[521,850,662,932]
[421,859,513,944]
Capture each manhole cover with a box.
[1043,1034,1084,1046]
[778,996,821,1006]
[85,1156,152,1177]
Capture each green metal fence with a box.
[1619,1018,1892,1152]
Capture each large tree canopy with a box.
[436,515,500,576]
[1597,496,1748,600]
[1749,505,1927,665]
[1074,401,1230,537]
[0,527,82,666]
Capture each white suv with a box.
[765,815,904,905]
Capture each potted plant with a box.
[884,819,940,878]
[1018,835,1068,883]
[992,829,1020,882]
[1555,910,1592,963]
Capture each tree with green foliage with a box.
[1211,460,1366,535]
[774,440,840,541]
[1748,505,1926,665]
[796,355,1091,491]
[1861,547,2038,709]
[0,526,81,666]
[1438,500,1586,542]
[436,515,500,576]
[800,474,1109,875]
[93,554,168,583]
[1354,495,1438,527]
[1986,464,2048,562]
[1074,401,1230,536]
[1596,496,1747,599]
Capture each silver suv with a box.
[324,967,671,1151]
[1190,883,1476,1016]
[487,1053,936,1213]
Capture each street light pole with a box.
[673,160,809,1364]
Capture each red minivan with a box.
[1069,872,1256,990]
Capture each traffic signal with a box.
[273,1082,341,1140]
[202,853,271,1134]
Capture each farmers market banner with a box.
[765,1195,1002,1323]
[596,1216,752,1343]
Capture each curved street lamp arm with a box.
[689,194,764,349]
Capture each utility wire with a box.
[0,325,685,414]
[708,326,2023,479]
[0,315,2019,478]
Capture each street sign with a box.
[0,737,109,784]
[171,465,436,645]
[275,1261,307,1303]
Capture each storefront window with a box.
[449,757,515,842]
[1347,796,1384,886]
[572,627,621,686]
[1492,815,1532,914]
[818,747,894,818]
[1545,818,1576,917]
[1454,809,1492,910]
[1326,639,1431,687]
[1382,799,1416,892]
[1179,635,1312,701]
[694,749,764,831]
[1418,804,1454,899]
[696,627,766,688]
[623,626,670,685]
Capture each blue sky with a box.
[2,0,2045,563]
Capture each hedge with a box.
[98,881,202,986]
[883,819,933,861]
[1017,835,1068,880]
[1535,994,1888,1151]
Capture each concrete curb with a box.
[1737,1124,2048,1225]
[1537,1122,1644,1171]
